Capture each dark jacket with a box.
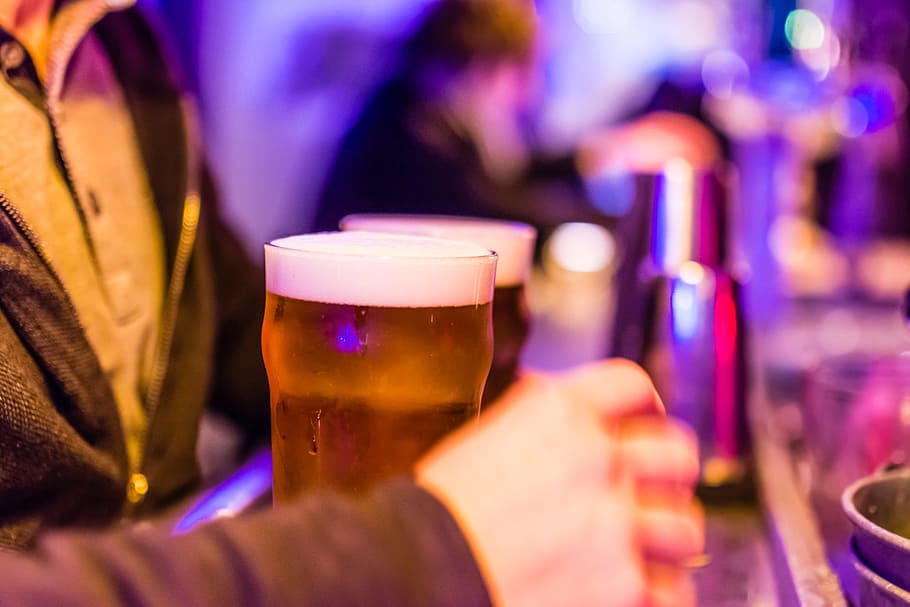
[0,479,490,607]
[0,8,270,548]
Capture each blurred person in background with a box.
[0,0,703,605]
[311,0,606,240]
[311,0,723,241]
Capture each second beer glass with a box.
[340,214,537,406]
[263,232,496,503]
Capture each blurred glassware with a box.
[843,468,910,605]
[263,231,496,501]
[644,265,748,489]
[610,161,750,493]
[522,222,616,373]
[806,353,910,519]
[850,537,910,607]
[339,214,536,407]
[828,284,910,603]
[703,61,846,317]
[704,11,910,306]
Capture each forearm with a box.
[0,480,491,607]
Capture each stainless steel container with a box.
[851,543,910,607]
[844,469,910,605]
[611,162,750,490]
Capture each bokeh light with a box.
[831,96,870,138]
[768,215,813,267]
[572,0,633,35]
[784,9,825,51]
[546,222,616,273]
[797,31,840,80]
[679,261,707,286]
[701,49,750,99]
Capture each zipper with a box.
[0,193,58,277]
[46,0,205,482]
[1,185,176,512]
[141,191,200,426]
[0,192,97,361]
[0,2,203,510]
[133,98,204,502]
[126,184,200,512]
[0,193,86,329]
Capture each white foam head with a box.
[265,231,496,307]
[340,214,537,287]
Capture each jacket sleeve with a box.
[0,480,492,607]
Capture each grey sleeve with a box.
[0,480,492,607]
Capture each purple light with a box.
[173,448,273,534]
[335,321,364,354]
[851,84,898,133]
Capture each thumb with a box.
[556,359,665,421]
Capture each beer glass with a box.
[262,231,496,502]
[340,214,536,407]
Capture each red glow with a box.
[714,280,738,458]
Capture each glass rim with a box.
[265,231,498,265]
[265,231,497,307]
[338,215,535,287]
[339,213,537,242]
[811,351,910,389]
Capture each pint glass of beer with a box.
[340,215,536,406]
[262,231,496,502]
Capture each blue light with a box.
[832,96,869,137]
[173,449,273,534]
[671,280,699,342]
[584,169,637,216]
[851,83,897,133]
[336,321,364,354]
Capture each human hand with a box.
[416,359,703,607]
[578,111,721,176]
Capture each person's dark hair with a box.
[403,0,537,78]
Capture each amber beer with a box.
[340,214,536,406]
[262,232,496,502]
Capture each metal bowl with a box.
[843,469,910,593]
[851,538,910,607]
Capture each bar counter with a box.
[190,298,905,605]
[686,298,910,607]
[695,502,778,606]
[688,357,846,607]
